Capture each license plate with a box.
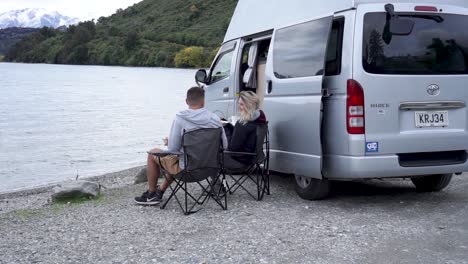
[415,111,449,128]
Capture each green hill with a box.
[5,0,237,67]
[0,27,39,55]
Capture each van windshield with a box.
[363,12,468,75]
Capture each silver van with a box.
[195,0,468,199]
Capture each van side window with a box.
[209,50,234,83]
[325,18,344,76]
[273,17,331,79]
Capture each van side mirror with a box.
[195,69,208,85]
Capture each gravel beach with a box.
[1,168,468,264]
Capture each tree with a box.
[72,45,89,64]
[97,16,108,24]
[174,46,205,68]
[125,32,139,50]
[190,5,200,20]
[38,27,56,39]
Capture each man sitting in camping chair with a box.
[157,127,227,214]
[134,86,228,206]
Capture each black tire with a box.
[411,174,453,192]
[294,175,330,200]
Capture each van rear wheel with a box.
[294,175,330,200]
[411,174,453,192]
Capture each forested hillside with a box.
[5,0,237,67]
[0,27,39,55]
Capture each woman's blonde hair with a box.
[239,91,259,125]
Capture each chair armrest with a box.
[148,150,184,157]
[224,150,256,156]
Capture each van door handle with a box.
[223,87,229,93]
[267,81,273,94]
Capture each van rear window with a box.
[363,12,468,75]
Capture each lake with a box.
[0,63,196,193]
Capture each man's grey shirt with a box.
[167,108,228,169]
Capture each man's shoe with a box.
[134,189,163,206]
[134,190,149,201]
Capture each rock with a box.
[52,181,101,201]
[133,167,148,184]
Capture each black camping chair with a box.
[151,128,227,215]
[224,122,270,201]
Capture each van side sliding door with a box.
[204,40,239,120]
[264,16,333,178]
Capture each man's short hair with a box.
[186,86,205,105]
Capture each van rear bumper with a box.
[323,153,468,179]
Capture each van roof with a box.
[223,0,468,42]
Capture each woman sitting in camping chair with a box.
[225,91,267,166]
[222,91,269,200]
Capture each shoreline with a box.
[0,166,145,214]
[0,165,145,197]
[0,61,199,71]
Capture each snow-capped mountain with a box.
[0,8,80,29]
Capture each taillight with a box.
[347,79,365,134]
[415,6,438,12]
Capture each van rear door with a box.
[264,16,333,178]
[355,4,468,160]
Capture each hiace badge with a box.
[366,142,379,153]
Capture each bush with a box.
[174,46,205,68]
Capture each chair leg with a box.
[160,175,182,210]
[259,162,270,196]
[256,169,261,200]
[266,161,270,195]
[228,174,251,196]
[216,173,228,211]
[206,172,228,211]
[160,176,195,214]
[256,164,266,201]
[184,181,189,215]
[224,171,234,195]
[266,171,270,195]
[223,174,228,210]
[162,172,227,215]
[227,165,266,201]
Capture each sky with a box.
[0,0,144,20]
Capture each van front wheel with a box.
[294,175,330,200]
[411,174,453,192]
